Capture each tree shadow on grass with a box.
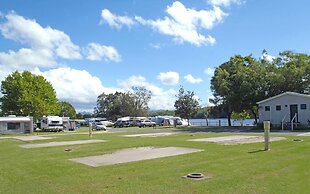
[248,149,266,154]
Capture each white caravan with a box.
[151,116,189,126]
[41,116,63,131]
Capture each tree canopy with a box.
[210,50,310,126]
[174,86,200,125]
[95,86,152,120]
[57,101,76,118]
[0,71,59,120]
[131,86,152,116]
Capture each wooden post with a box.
[89,123,93,137]
[263,121,270,151]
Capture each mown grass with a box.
[0,130,309,194]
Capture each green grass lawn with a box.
[0,131,309,194]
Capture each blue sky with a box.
[0,0,309,112]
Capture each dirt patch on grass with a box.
[14,136,55,141]
[19,139,107,148]
[122,132,177,137]
[189,135,286,145]
[297,132,310,136]
[70,146,203,167]
[0,137,12,139]
[1,136,55,141]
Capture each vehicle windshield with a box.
[49,124,63,126]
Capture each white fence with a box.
[189,119,256,127]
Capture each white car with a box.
[138,120,156,128]
[93,122,107,131]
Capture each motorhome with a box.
[41,116,63,131]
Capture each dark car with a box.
[114,120,130,128]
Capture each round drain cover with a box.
[186,173,204,179]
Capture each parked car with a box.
[114,120,130,128]
[99,120,114,127]
[138,120,156,128]
[92,122,107,131]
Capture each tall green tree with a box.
[95,91,135,120]
[95,92,122,120]
[131,86,152,117]
[58,101,76,118]
[210,55,255,125]
[272,51,310,95]
[174,87,200,125]
[95,86,152,120]
[0,71,59,120]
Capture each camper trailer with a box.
[41,116,63,131]
[151,116,189,126]
[62,117,77,131]
[0,116,33,134]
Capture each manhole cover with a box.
[182,173,209,180]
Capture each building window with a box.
[7,122,21,130]
[276,105,281,111]
[301,104,307,110]
[265,106,270,111]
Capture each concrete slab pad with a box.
[189,135,286,145]
[223,136,286,145]
[122,132,177,137]
[70,146,203,167]
[297,132,310,136]
[40,131,119,137]
[19,139,107,148]
[0,136,12,139]
[189,135,257,142]
[14,136,54,141]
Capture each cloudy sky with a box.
[0,0,309,112]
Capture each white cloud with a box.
[0,48,55,69]
[118,75,176,110]
[204,67,215,76]
[157,71,179,85]
[0,12,82,76]
[86,42,121,62]
[135,1,226,46]
[149,43,161,49]
[0,12,121,67]
[261,53,275,63]
[100,9,135,29]
[209,0,244,7]
[40,67,103,103]
[184,74,203,84]
[0,12,82,60]
[36,67,118,111]
[0,66,116,112]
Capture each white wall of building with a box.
[258,93,310,125]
